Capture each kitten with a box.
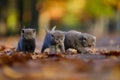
[64,30,96,53]
[41,26,65,53]
[16,28,36,53]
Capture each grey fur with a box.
[64,30,96,53]
[41,27,65,53]
[17,28,36,53]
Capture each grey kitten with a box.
[41,26,65,53]
[17,28,36,53]
[64,30,96,53]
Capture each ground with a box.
[0,35,120,80]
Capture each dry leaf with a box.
[31,54,43,59]
[2,66,25,79]
[30,72,42,78]
[66,48,77,54]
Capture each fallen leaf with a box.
[2,66,25,79]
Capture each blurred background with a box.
[0,0,120,48]
[0,1,120,80]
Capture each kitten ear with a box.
[22,29,24,33]
[51,26,56,32]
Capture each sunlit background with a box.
[0,0,120,36]
[0,1,120,80]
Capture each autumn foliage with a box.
[0,45,120,80]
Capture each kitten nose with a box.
[59,40,61,43]
[88,45,92,47]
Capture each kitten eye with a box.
[22,30,24,33]
[51,34,54,37]
[79,36,87,43]
[79,36,86,41]
[83,37,87,41]
[82,36,87,41]
[33,29,36,33]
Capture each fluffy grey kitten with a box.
[17,28,36,53]
[64,30,96,53]
[41,26,65,53]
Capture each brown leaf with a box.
[2,66,25,79]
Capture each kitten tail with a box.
[51,26,56,32]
